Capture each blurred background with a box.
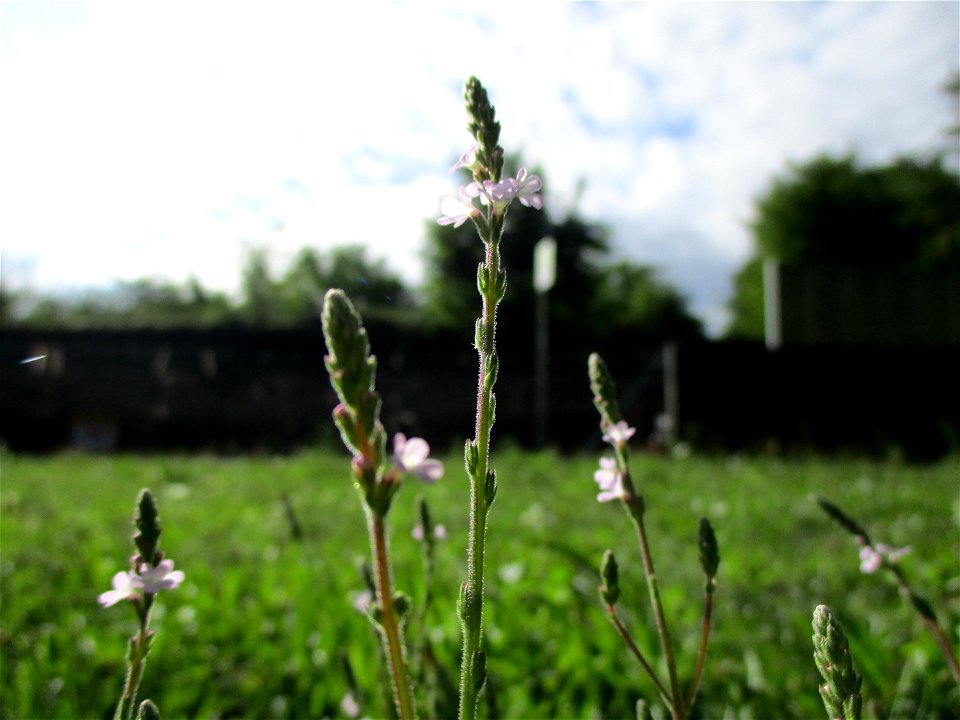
[1,2,958,457]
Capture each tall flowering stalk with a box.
[817,497,960,685]
[99,489,185,720]
[322,288,444,720]
[438,76,543,720]
[589,353,719,719]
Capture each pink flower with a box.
[859,544,910,574]
[602,420,636,449]
[594,457,626,503]
[412,522,447,541]
[450,144,478,173]
[438,186,481,228]
[137,559,185,594]
[392,433,444,483]
[513,168,543,209]
[98,571,143,607]
[350,590,373,614]
[340,691,361,718]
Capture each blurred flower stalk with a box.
[817,497,960,685]
[589,353,720,719]
[99,489,184,720]
[322,288,446,720]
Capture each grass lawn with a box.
[2,448,958,718]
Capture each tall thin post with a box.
[533,236,556,448]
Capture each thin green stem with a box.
[684,584,715,710]
[459,233,501,720]
[888,566,960,685]
[370,512,416,720]
[621,479,683,720]
[114,600,153,720]
[606,604,674,711]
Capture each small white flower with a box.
[594,457,626,503]
[98,571,143,607]
[392,433,444,483]
[513,167,543,209]
[412,522,448,542]
[350,590,373,614]
[138,559,185,594]
[438,186,481,228]
[340,691,361,718]
[859,543,910,574]
[602,420,637,449]
[450,144,478,173]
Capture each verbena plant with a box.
[321,76,542,720]
[588,353,719,719]
[99,489,184,720]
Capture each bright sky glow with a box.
[1,2,957,333]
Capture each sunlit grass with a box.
[2,449,957,718]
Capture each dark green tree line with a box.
[727,154,960,338]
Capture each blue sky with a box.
[1,2,957,333]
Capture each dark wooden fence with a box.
[2,327,957,458]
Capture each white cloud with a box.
[0,2,956,334]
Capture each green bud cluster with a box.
[133,489,162,567]
[465,76,503,184]
[816,497,872,545]
[588,353,624,427]
[812,604,863,720]
[698,517,720,585]
[322,289,392,510]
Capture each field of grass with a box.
[2,448,958,719]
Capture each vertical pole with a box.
[662,341,679,448]
[532,236,556,449]
[763,259,782,351]
[534,289,549,447]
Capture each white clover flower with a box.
[137,559,185,594]
[602,420,637,449]
[98,571,143,607]
[392,433,444,484]
[594,456,626,503]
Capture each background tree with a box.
[237,244,412,327]
[15,277,234,329]
[726,154,960,338]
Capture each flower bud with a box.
[698,517,720,582]
[133,489,162,566]
[477,263,489,295]
[599,549,620,605]
[812,604,862,720]
[588,353,623,426]
[137,699,161,720]
[464,440,480,480]
[484,469,498,507]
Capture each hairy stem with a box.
[625,493,684,720]
[371,512,416,720]
[114,600,152,720]
[459,235,501,720]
